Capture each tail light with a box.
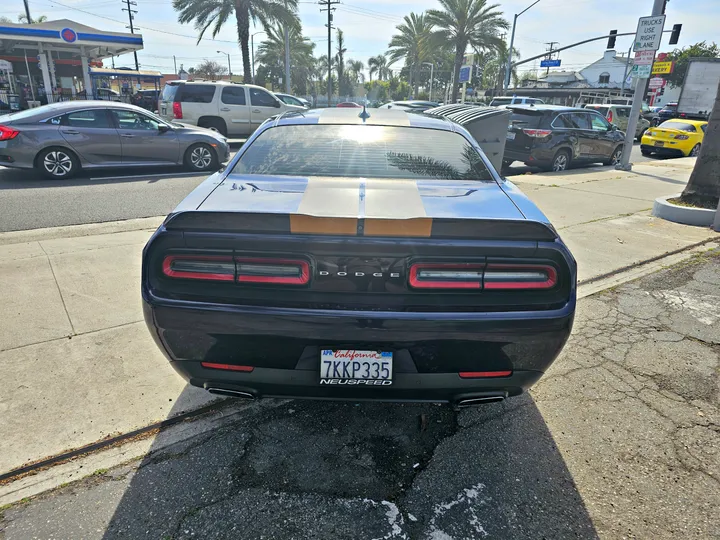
[484,264,557,290]
[201,362,254,372]
[674,134,689,140]
[522,128,552,138]
[235,257,309,285]
[172,101,183,119]
[409,263,484,289]
[163,255,235,281]
[409,262,557,290]
[0,125,19,141]
[162,255,309,285]
[607,110,613,123]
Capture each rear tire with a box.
[641,148,652,157]
[548,149,570,172]
[199,118,227,137]
[35,147,79,179]
[184,143,218,172]
[689,143,701,157]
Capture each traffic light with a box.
[607,30,617,49]
[669,24,682,45]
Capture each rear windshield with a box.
[664,104,678,111]
[660,121,697,132]
[161,84,180,102]
[491,98,512,106]
[509,111,544,129]
[586,106,609,116]
[232,125,493,180]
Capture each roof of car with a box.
[507,104,583,112]
[662,119,707,125]
[270,107,454,130]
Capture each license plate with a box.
[320,350,393,385]
[654,141,664,147]
[506,131,516,140]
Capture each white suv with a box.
[158,80,304,137]
[489,96,544,107]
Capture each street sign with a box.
[458,65,472,83]
[631,64,652,79]
[648,77,665,89]
[634,50,655,66]
[651,61,674,74]
[462,53,474,66]
[633,15,666,52]
[540,59,561,68]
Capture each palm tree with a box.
[335,29,352,96]
[346,59,365,84]
[427,0,509,103]
[172,0,299,84]
[368,54,391,82]
[386,12,432,96]
[19,14,48,23]
[256,25,316,94]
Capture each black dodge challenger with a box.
[142,108,576,408]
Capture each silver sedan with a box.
[0,101,230,179]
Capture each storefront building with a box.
[0,19,144,110]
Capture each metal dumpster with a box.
[424,104,511,172]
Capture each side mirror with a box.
[158,124,171,132]
[607,123,616,131]
[275,100,282,108]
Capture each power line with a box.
[121,0,140,70]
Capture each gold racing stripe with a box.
[290,177,360,235]
[363,179,432,237]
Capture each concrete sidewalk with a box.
[0,158,717,476]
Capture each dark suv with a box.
[503,105,626,171]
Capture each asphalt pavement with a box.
[0,143,659,233]
[2,251,718,539]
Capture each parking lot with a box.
[2,251,718,539]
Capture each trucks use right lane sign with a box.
[633,15,666,52]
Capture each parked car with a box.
[337,102,362,108]
[158,80,304,137]
[95,88,121,102]
[640,119,707,157]
[490,96,545,107]
[131,89,161,112]
[377,100,440,112]
[0,101,230,179]
[141,108,576,407]
[651,106,663,113]
[275,93,310,108]
[584,104,651,141]
[503,105,625,171]
[655,102,679,125]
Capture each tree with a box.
[256,25,315,94]
[346,59,365,84]
[335,29,353,96]
[386,12,432,97]
[368,54,391,82]
[427,0,509,103]
[193,59,228,78]
[172,0,299,84]
[680,77,720,208]
[664,42,719,88]
[19,14,48,23]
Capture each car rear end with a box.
[641,121,699,156]
[159,82,183,123]
[504,107,556,167]
[142,115,576,407]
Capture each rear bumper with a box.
[641,144,685,157]
[143,288,575,403]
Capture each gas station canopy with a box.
[0,19,144,104]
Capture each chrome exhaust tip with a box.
[456,395,506,408]
[207,387,255,399]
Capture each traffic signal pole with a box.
[616,0,667,171]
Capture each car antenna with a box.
[359,104,371,122]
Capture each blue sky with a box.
[7,0,719,77]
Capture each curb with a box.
[652,194,716,227]
[0,216,165,246]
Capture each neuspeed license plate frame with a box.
[320,349,393,386]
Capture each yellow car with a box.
[641,119,707,157]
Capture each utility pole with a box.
[544,41,558,75]
[505,0,542,91]
[173,55,177,75]
[22,0,33,24]
[319,0,339,106]
[617,0,667,170]
[122,0,140,71]
[284,0,291,94]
